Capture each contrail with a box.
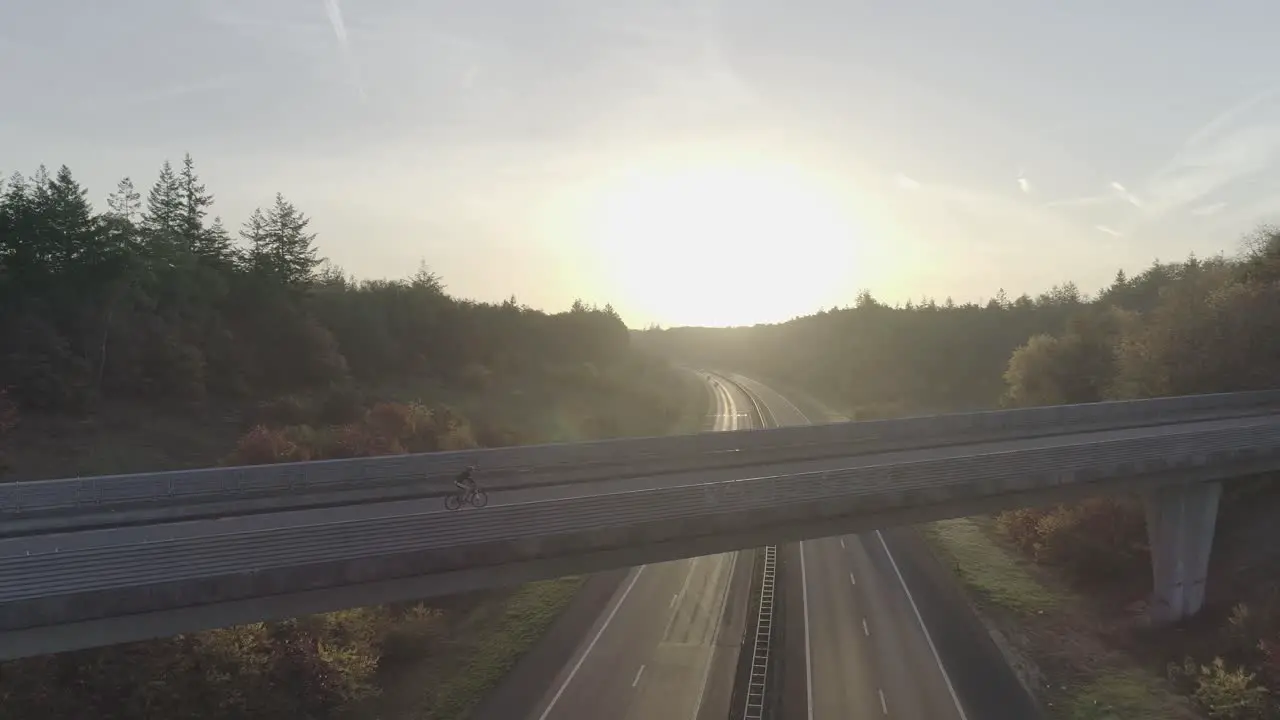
[323,0,366,101]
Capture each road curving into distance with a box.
[517,372,758,720]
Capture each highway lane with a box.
[3,411,1272,559]
[525,372,752,720]
[738,374,1038,719]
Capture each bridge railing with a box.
[3,389,1280,524]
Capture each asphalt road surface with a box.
[735,375,1040,720]
[521,373,755,720]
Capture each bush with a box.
[230,425,310,465]
[995,497,1147,580]
[1169,656,1269,720]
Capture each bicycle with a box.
[445,485,489,510]
[445,465,488,510]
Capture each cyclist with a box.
[454,464,479,498]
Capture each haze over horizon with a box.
[5,0,1280,328]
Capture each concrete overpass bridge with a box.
[2,390,1279,660]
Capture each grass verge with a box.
[364,577,587,720]
[923,517,1200,720]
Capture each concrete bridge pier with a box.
[1144,481,1222,624]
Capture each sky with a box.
[4,1,1280,328]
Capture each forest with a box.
[0,158,699,719]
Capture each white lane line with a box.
[800,541,815,720]
[849,572,856,587]
[664,557,700,634]
[879,688,889,715]
[875,530,968,719]
[691,551,739,719]
[862,618,870,636]
[538,566,647,720]
[839,537,845,549]
[633,664,646,687]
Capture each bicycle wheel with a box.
[470,489,489,508]
[445,493,463,511]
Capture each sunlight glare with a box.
[586,162,863,327]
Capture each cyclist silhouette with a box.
[454,465,478,495]
[446,464,488,510]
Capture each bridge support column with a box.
[1145,481,1221,624]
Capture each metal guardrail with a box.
[4,389,1280,519]
[6,416,1280,630]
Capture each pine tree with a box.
[240,207,269,273]
[142,161,182,237]
[263,193,319,286]
[107,177,141,222]
[178,153,220,260]
[43,165,97,270]
[204,215,234,263]
[0,172,38,288]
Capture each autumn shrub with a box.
[0,616,383,720]
[230,425,310,465]
[366,401,414,440]
[1168,656,1269,720]
[995,497,1147,580]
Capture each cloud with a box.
[1139,85,1280,218]
[1109,181,1143,207]
[895,172,921,190]
[1017,174,1030,194]
[322,0,365,101]
[1094,225,1123,237]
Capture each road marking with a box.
[664,557,701,634]
[537,565,647,720]
[691,550,739,719]
[839,537,845,549]
[849,572,856,587]
[800,541,815,720]
[879,688,889,715]
[862,618,870,636]
[875,530,968,719]
[633,664,646,687]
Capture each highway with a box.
[726,376,1040,720]
[525,373,754,720]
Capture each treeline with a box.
[0,156,641,418]
[0,157,701,719]
[640,282,1088,416]
[639,242,1280,418]
[641,228,1280,717]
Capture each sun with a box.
[584,161,864,327]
